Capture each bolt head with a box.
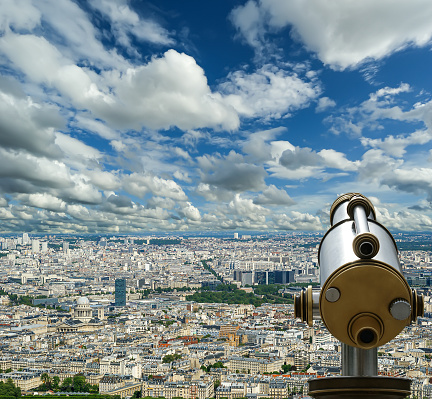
[325,287,340,303]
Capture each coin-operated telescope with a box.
[294,193,424,399]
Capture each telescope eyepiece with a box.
[353,233,380,259]
[359,328,376,345]
[349,313,382,349]
[359,241,374,257]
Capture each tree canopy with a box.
[0,379,21,398]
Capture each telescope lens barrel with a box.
[352,203,370,234]
[349,313,382,349]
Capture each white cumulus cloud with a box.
[88,0,174,47]
[220,64,320,120]
[231,0,432,70]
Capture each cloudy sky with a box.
[1,0,432,234]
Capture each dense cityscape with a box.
[0,232,431,398]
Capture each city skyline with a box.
[1,1,432,233]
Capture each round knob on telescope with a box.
[389,299,411,321]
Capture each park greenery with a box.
[0,289,34,307]
[186,283,293,307]
[281,364,292,373]
[0,290,65,311]
[200,361,226,372]
[36,373,98,393]
[162,354,182,363]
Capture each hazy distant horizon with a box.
[2,231,432,239]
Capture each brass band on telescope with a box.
[329,193,376,225]
[411,289,424,323]
[346,195,373,220]
[293,281,425,339]
[294,285,313,327]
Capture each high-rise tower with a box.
[115,279,126,307]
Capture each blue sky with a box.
[1,0,432,234]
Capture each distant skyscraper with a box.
[22,233,29,245]
[115,279,126,307]
[63,241,69,253]
[32,240,40,253]
[234,233,239,239]
[41,242,48,252]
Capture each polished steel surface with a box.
[342,344,377,376]
[319,220,401,285]
[353,203,370,234]
[330,193,376,225]
[312,291,320,318]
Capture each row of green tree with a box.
[0,289,64,310]
[186,289,263,307]
[201,284,236,292]
[36,373,98,393]
[27,396,117,399]
[137,279,315,304]
[234,364,296,375]
[201,260,222,281]
[0,289,34,308]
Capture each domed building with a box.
[71,296,92,323]
[50,296,105,333]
